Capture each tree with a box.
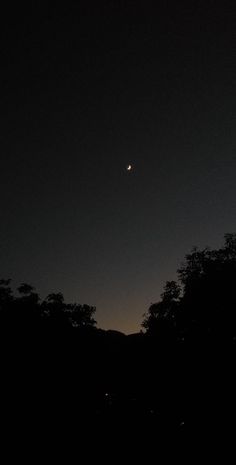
[142,281,180,339]
[17,283,40,307]
[177,234,236,339]
[66,303,97,328]
[42,293,97,330]
[0,281,97,333]
[142,234,236,342]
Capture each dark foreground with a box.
[1,327,235,437]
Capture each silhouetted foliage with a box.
[0,281,97,333]
[66,303,97,328]
[18,283,36,295]
[142,280,181,339]
[142,233,236,342]
[1,234,236,433]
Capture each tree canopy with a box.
[0,280,96,334]
[142,233,236,342]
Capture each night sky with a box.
[1,2,235,333]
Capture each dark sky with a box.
[1,1,235,333]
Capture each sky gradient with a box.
[1,1,235,333]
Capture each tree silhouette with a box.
[0,281,97,333]
[66,303,97,328]
[142,281,181,340]
[178,234,236,340]
[1,234,236,428]
[41,292,97,330]
[142,234,236,342]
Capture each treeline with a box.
[2,233,236,342]
[0,281,96,334]
[1,234,236,432]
